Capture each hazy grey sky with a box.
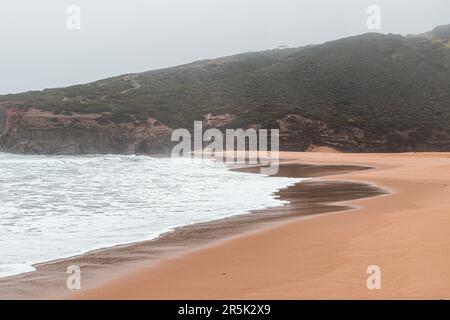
[1,0,449,94]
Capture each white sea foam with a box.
[0,153,301,278]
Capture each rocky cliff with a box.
[0,109,173,154]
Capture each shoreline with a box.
[72,152,450,299]
[0,157,384,299]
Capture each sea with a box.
[0,153,301,278]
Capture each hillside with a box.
[1,25,450,154]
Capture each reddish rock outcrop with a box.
[0,109,173,155]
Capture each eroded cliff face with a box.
[277,115,363,152]
[0,109,174,155]
[1,108,449,155]
[277,114,450,152]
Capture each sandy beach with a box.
[70,152,450,300]
[2,152,449,299]
[0,155,382,299]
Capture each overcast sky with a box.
[1,0,449,94]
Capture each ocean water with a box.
[0,153,301,278]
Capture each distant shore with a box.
[0,153,384,299]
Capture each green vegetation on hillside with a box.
[1,25,450,152]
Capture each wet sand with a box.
[72,152,450,299]
[0,160,383,299]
